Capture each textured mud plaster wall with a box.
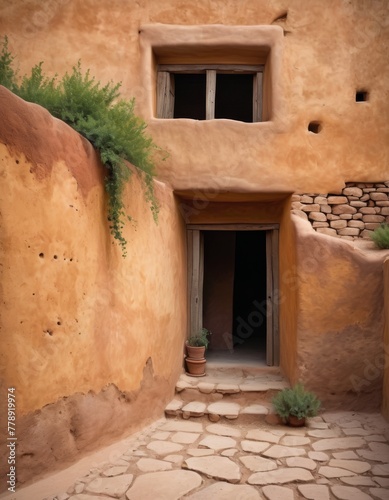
[294,215,389,411]
[1,0,389,194]
[0,87,187,487]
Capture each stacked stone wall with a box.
[292,182,389,240]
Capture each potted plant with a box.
[185,328,211,377]
[272,382,321,427]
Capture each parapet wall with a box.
[293,182,389,240]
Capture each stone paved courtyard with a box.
[6,410,389,500]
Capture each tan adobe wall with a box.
[293,182,389,240]
[1,0,388,195]
[293,215,389,410]
[0,87,187,487]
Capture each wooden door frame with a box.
[187,223,279,366]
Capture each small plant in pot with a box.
[185,328,211,377]
[272,382,321,427]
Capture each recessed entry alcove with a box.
[179,192,292,369]
[187,222,280,368]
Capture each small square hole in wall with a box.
[308,121,322,134]
[356,90,369,102]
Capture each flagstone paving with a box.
[16,411,389,500]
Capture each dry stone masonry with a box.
[292,182,389,240]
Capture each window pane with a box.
[215,74,253,122]
[174,74,206,120]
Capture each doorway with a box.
[187,224,279,366]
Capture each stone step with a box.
[165,397,274,423]
[165,367,290,422]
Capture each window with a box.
[157,65,264,122]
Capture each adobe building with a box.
[1,0,389,488]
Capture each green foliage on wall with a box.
[0,36,159,257]
[371,223,389,249]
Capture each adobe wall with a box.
[1,0,388,195]
[293,215,389,410]
[0,87,187,488]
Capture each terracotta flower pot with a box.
[186,343,206,360]
[287,415,306,427]
[185,357,206,377]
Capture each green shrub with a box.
[272,383,321,421]
[371,223,389,249]
[0,36,159,257]
[187,328,212,348]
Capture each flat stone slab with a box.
[70,495,116,500]
[307,429,340,438]
[159,421,203,433]
[372,463,389,475]
[248,467,313,485]
[280,435,311,446]
[286,457,316,470]
[240,404,269,415]
[206,423,241,438]
[136,458,172,472]
[340,475,377,486]
[331,485,373,500]
[246,429,283,443]
[182,401,207,416]
[328,459,371,473]
[318,466,356,478]
[262,484,294,500]
[186,481,261,499]
[369,488,389,500]
[197,382,215,393]
[199,435,237,451]
[146,440,184,456]
[308,451,330,461]
[333,451,359,460]
[207,402,240,418]
[102,465,129,477]
[126,470,202,500]
[262,444,306,458]
[165,399,184,414]
[184,456,241,483]
[312,437,365,451]
[86,474,134,497]
[241,440,271,453]
[298,484,330,500]
[239,455,277,472]
[187,448,214,457]
[216,383,240,393]
[171,431,200,444]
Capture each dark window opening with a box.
[356,90,369,102]
[173,73,206,120]
[215,74,253,122]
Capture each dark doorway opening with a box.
[202,230,267,364]
[233,231,267,356]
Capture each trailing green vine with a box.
[0,36,159,257]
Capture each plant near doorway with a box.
[272,383,321,426]
[185,328,212,376]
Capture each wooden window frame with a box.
[157,64,264,122]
